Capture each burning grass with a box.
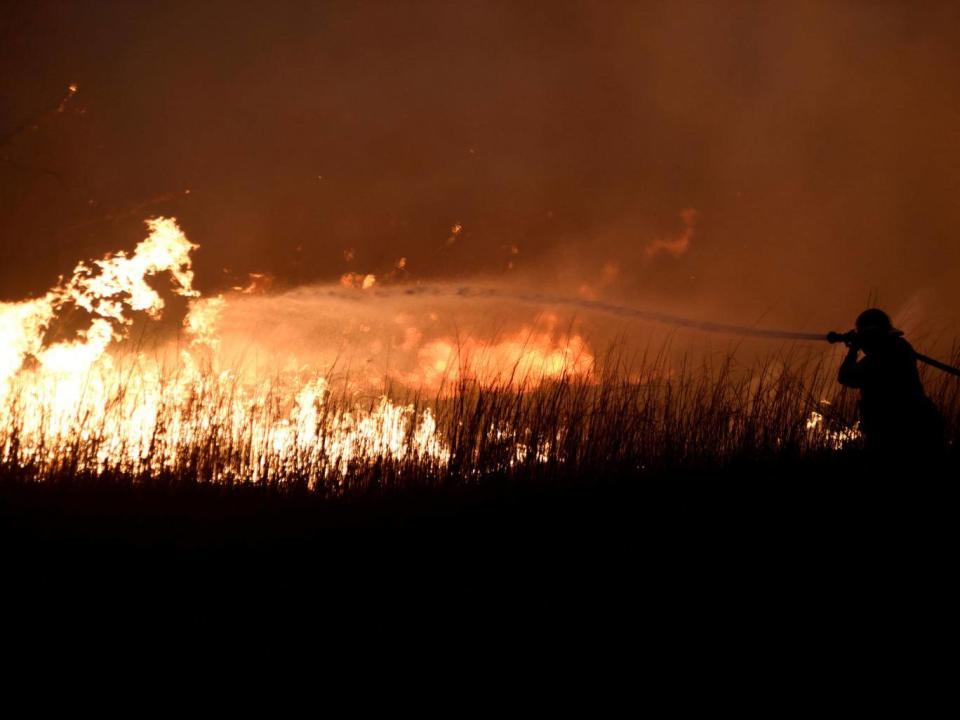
[1,217,958,500]
[6,344,953,495]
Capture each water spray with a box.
[339,284,960,378]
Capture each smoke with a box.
[644,209,698,260]
[3,1,960,352]
[359,283,826,340]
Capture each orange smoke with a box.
[645,208,698,259]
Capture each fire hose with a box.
[825,331,960,377]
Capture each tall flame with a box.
[65,216,199,323]
[0,218,498,484]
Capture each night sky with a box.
[3,0,960,337]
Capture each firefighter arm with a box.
[838,347,862,388]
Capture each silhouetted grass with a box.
[2,344,958,542]
[3,344,956,495]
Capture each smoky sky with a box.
[2,0,960,335]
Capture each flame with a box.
[805,410,861,449]
[66,216,198,322]
[413,328,593,390]
[0,295,58,395]
[0,217,449,485]
[185,296,226,350]
[340,272,377,289]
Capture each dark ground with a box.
[1,454,954,556]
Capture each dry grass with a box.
[4,342,955,499]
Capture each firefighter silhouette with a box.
[836,309,944,457]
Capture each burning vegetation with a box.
[4,216,953,498]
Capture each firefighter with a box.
[836,309,944,458]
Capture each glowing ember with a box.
[805,410,861,449]
[340,272,377,289]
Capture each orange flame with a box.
[412,329,593,391]
[1,217,594,483]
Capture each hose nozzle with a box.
[827,330,857,345]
